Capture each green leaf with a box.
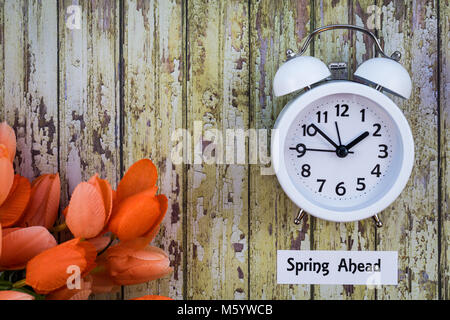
[11,287,45,300]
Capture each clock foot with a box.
[294,209,306,225]
[373,214,383,228]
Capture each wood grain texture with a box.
[1,0,447,300]
[377,0,439,300]
[249,0,312,300]
[311,0,376,300]
[186,0,249,299]
[0,0,58,179]
[122,0,184,300]
[58,0,121,300]
[439,0,449,300]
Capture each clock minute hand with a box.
[310,124,339,149]
[345,131,370,150]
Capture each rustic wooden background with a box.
[0,0,448,300]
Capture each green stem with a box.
[12,279,27,289]
[50,222,67,233]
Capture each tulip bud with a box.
[105,238,172,286]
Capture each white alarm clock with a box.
[271,25,414,226]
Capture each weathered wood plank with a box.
[439,0,449,300]
[311,0,376,300]
[0,0,58,179]
[249,0,312,300]
[186,0,249,299]
[377,0,439,299]
[59,0,121,300]
[122,0,184,300]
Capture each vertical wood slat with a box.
[312,0,376,300]
[0,0,58,179]
[439,0,449,300]
[186,0,249,299]
[249,0,312,300]
[122,0,184,300]
[58,0,121,300]
[377,0,439,299]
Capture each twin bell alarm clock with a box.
[271,25,414,226]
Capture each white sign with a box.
[277,250,397,285]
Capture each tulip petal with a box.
[88,174,113,224]
[108,189,162,241]
[0,148,14,206]
[131,295,173,300]
[0,290,34,300]
[46,276,92,300]
[66,182,106,239]
[0,122,16,162]
[0,175,31,227]
[143,194,168,242]
[116,159,158,203]
[0,226,57,270]
[26,238,97,294]
[87,235,111,252]
[20,174,60,229]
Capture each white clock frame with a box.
[272,80,414,222]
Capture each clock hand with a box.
[289,143,353,158]
[345,131,370,150]
[309,124,339,149]
[335,121,342,145]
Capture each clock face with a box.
[284,92,403,211]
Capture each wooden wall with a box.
[0,0,447,300]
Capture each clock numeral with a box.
[373,123,382,137]
[301,164,311,177]
[316,111,328,123]
[289,143,306,158]
[335,182,346,196]
[335,104,349,117]
[378,144,388,158]
[371,164,382,177]
[301,124,317,137]
[360,109,366,122]
[316,179,326,192]
[356,177,366,191]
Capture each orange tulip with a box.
[26,238,97,294]
[105,238,172,285]
[66,174,113,239]
[90,256,120,294]
[0,122,16,163]
[19,173,60,229]
[46,276,92,300]
[0,175,31,227]
[0,226,57,270]
[108,159,168,241]
[0,145,14,207]
[131,295,173,300]
[0,290,34,300]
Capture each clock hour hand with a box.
[345,131,370,150]
[309,124,339,149]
